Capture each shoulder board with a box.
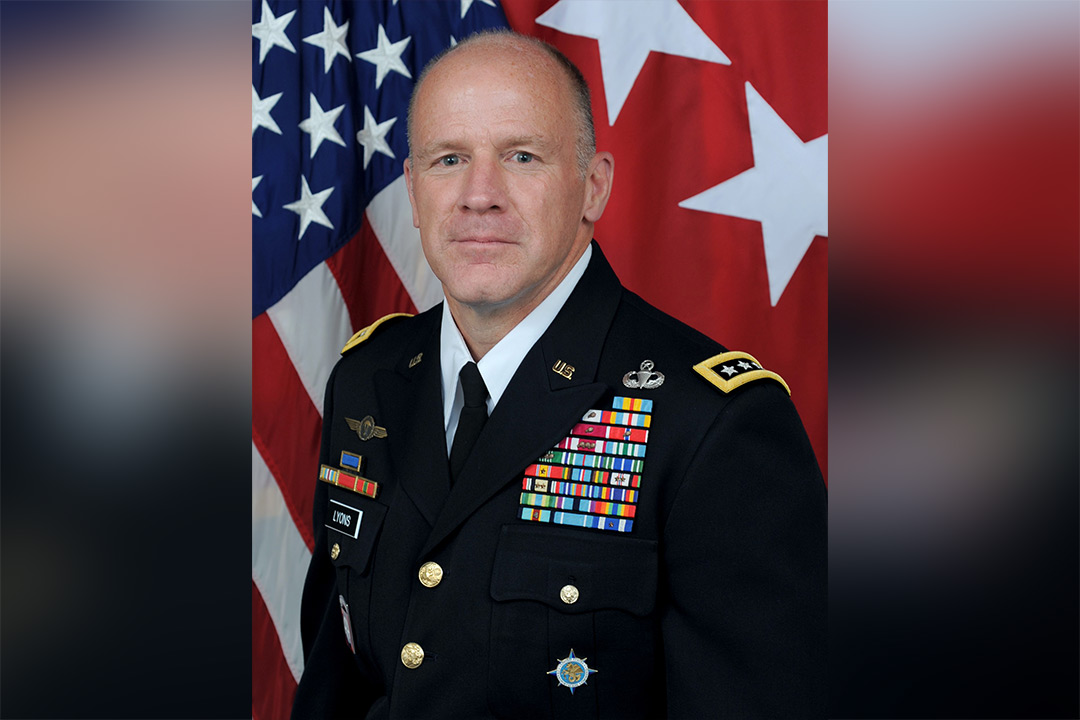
[341,313,414,355]
[692,351,790,396]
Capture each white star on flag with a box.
[252,85,282,136]
[536,0,729,125]
[357,24,412,89]
[299,94,347,159]
[283,176,334,240]
[252,0,296,64]
[461,0,497,19]
[680,82,828,306]
[303,7,351,74]
[356,106,397,169]
[252,176,263,218]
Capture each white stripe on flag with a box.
[266,261,353,417]
[366,174,444,312]
[252,442,312,684]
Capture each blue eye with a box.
[514,152,533,163]
[439,155,460,167]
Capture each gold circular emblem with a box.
[559,584,580,605]
[401,642,424,669]
[418,562,443,588]
[330,543,340,560]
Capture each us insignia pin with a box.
[547,649,597,693]
[623,360,664,389]
[345,415,387,440]
[552,359,575,380]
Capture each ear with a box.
[582,151,614,224]
[403,158,421,229]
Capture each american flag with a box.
[251,1,826,717]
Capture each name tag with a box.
[326,499,362,538]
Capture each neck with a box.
[447,240,590,361]
[446,296,534,361]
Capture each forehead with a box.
[412,42,573,144]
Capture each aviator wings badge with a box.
[345,415,387,441]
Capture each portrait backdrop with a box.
[251,2,826,717]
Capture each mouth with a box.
[452,236,512,244]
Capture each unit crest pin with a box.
[623,360,664,389]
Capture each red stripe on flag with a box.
[252,581,297,720]
[252,313,320,550]
[326,221,420,333]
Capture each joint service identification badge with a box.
[547,649,597,693]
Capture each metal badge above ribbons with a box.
[623,360,664,389]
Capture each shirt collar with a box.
[440,244,593,430]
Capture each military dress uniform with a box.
[292,243,827,719]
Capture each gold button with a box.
[418,561,443,588]
[401,642,424,669]
[560,584,580,605]
[330,543,340,560]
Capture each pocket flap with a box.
[325,488,388,576]
[490,524,657,616]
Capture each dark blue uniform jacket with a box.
[293,243,826,719]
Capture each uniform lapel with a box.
[419,243,623,558]
[373,309,449,527]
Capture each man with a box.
[293,30,825,719]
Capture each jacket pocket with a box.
[487,524,659,720]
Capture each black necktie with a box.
[449,362,489,484]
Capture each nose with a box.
[458,154,505,214]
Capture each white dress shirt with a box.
[439,244,593,453]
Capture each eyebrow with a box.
[414,135,557,161]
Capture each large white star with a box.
[283,176,335,240]
[679,82,828,306]
[299,94,347,159]
[356,24,412,89]
[356,106,397,169]
[461,0,496,19]
[252,85,282,136]
[252,0,296,64]
[252,175,263,218]
[536,0,729,125]
[303,7,351,74]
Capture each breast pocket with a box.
[487,524,659,720]
[325,487,388,656]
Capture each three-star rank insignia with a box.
[547,649,597,693]
[693,351,790,395]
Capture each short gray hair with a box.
[406,30,596,176]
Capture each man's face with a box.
[405,43,601,315]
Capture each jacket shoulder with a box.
[617,292,789,397]
[341,313,414,355]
